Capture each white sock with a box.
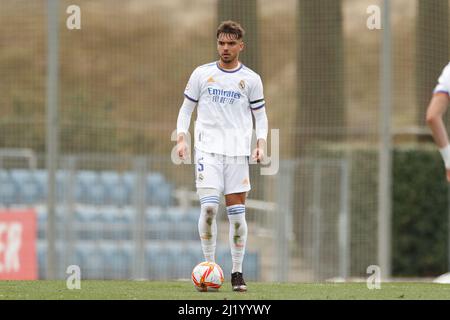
[226,204,247,273]
[198,196,219,262]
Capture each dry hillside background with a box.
[0,0,425,157]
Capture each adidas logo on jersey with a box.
[207,77,215,83]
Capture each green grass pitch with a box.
[1,281,450,299]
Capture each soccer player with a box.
[426,62,450,182]
[176,20,268,292]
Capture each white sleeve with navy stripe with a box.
[184,67,201,103]
[253,107,268,141]
[434,62,450,96]
[183,61,267,157]
[249,75,265,111]
[176,98,196,135]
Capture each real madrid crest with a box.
[239,80,245,90]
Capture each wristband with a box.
[439,145,450,168]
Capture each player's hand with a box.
[446,169,450,182]
[177,141,189,161]
[252,147,264,163]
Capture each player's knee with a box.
[198,188,220,217]
[200,203,218,222]
[204,205,217,216]
[426,111,437,125]
[232,218,247,231]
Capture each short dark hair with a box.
[216,20,245,40]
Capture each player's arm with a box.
[252,107,268,163]
[177,67,200,160]
[249,75,268,163]
[426,93,450,180]
[176,97,196,160]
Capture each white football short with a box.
[194,148,251,195]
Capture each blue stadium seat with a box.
[96,206,115,223]
[244,252,259,280]
[28,171,46,203]
[116,207,134,224]
[37,241,47,279]
[179,221,199,240]
[100,171,132,206]
[146,242,170,279]
[0,170,19,205]
[170,244,198,279]
[37,241,66,280]
[122,172,136,202]
[166,244,184,278]
[75,206,98,223]
[35,205,67,240]
[102,242,118,279]
[36,205,47,239]
[187,242,204,262]
[74,242,91,268]
[10,169,42,204]
[164,207,185,222]
[56,206,68,222]
[115,207,134,240]
[183,207,200,224]
[152,223,171,241]
[216,248,259,281]
[10,169,31,185]
[76,171,107,205]
[98,207,118,239]
[79,243,106,279]
[216,247,231,276]
[146,206,163,223]
[99,207,133,240]
[36,205,47,224]
[145,207,198,240]
[146,173,165,205]
[153,182,173,207]
[74,206,102,240]
[105,243,133,279]
[34,170,47,200]
[170,207,202,240]
[146,207,169,240]
[52,170,64,201]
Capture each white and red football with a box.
[191,261,224,292]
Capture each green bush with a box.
[392,147,449,277]
[316,144,449,277]
[314,145,378,277]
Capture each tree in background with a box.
[416,0,449,128]
[217,0,259,71]
[297,0,345,150]
[293,0,345,269]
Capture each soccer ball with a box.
[191,261,224,292]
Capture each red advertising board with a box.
[0,209,37,280]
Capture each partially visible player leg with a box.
[195,148,224,263]
[224,154,250,291]
[197,188,221,262]
[225,193,248,291]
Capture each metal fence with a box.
[1,0,450,281]
[1,152,356,282]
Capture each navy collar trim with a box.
[216,61,243,73]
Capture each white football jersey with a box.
[434,62,450,95]
[184,61,265,156]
